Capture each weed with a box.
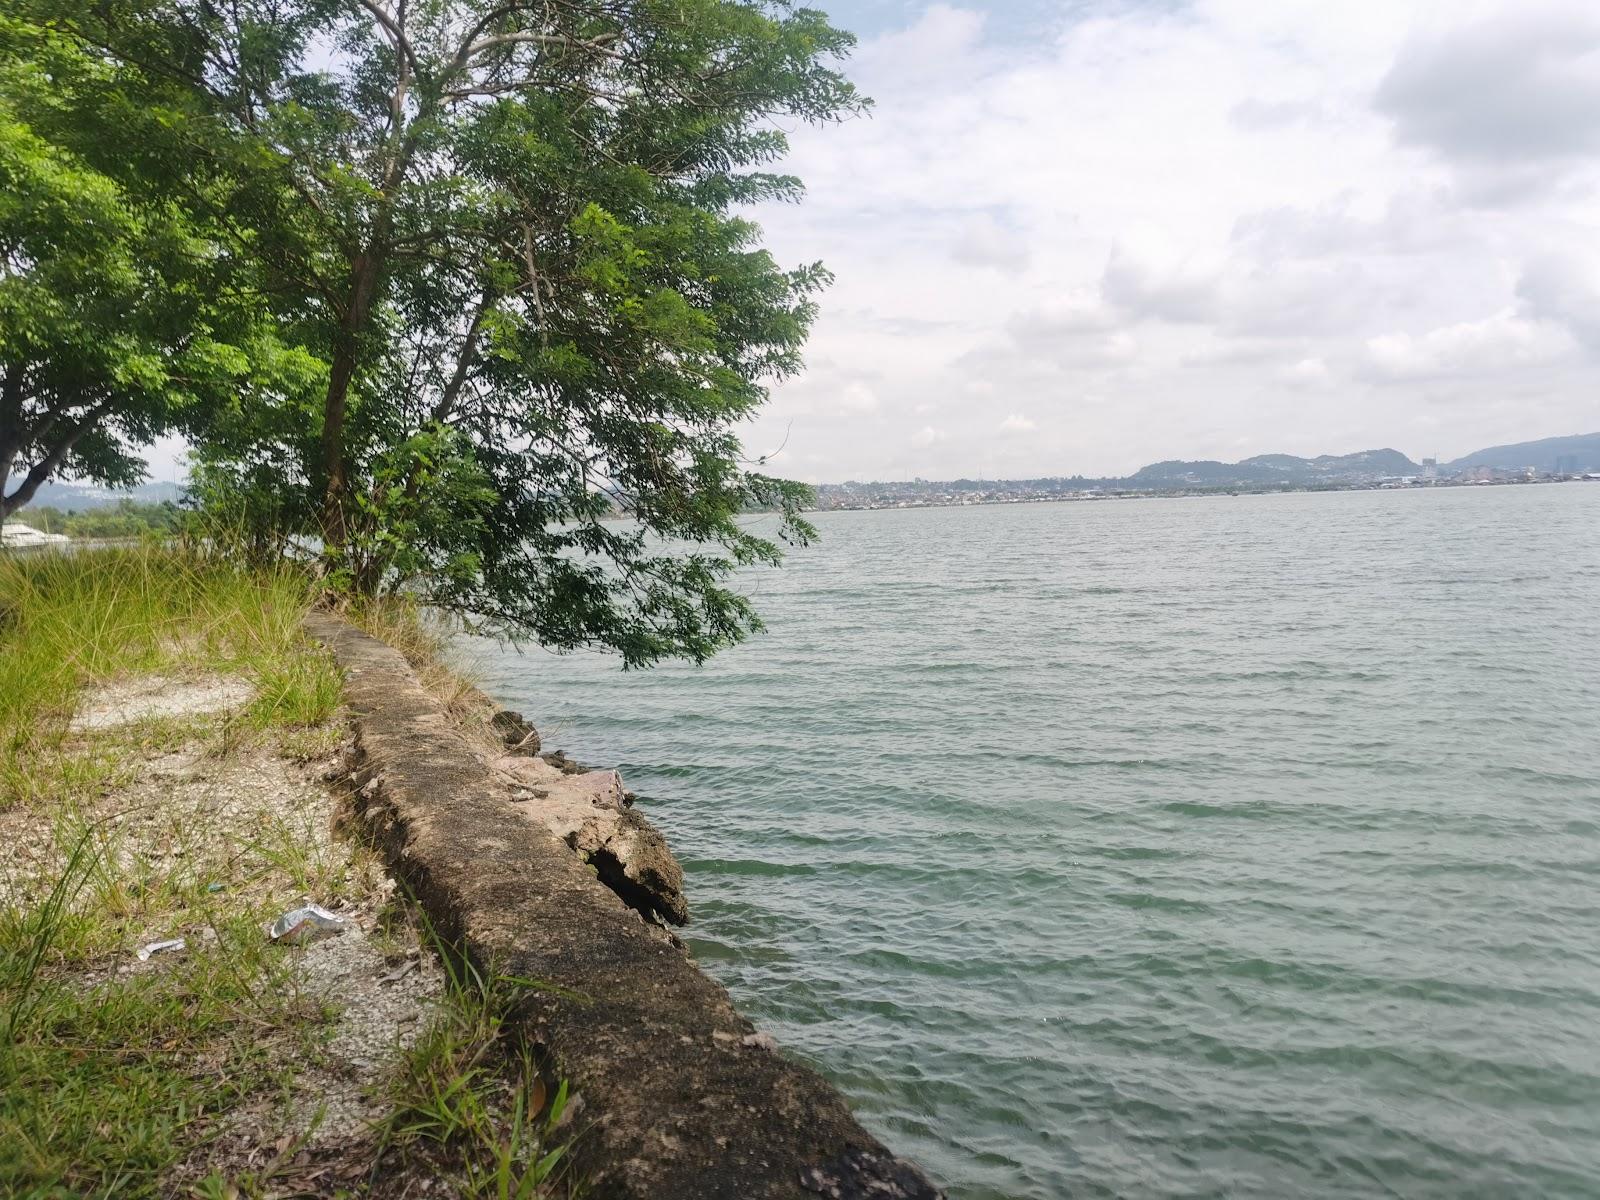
[0,546,350,1195]
[374,912,581,1198]
[0,881,323,1197]
[0,547,576,1197]
[0,546,341,806]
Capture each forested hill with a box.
[1446,433,1600,473]
[1126,448,1418,487]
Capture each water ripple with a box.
[474,485,1600,1199]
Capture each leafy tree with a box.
[0,17,317,520]
[26,499,182,539]
[44,0,862,665]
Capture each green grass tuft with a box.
[375,912,581,1199]
[0,546,340,806]
[0,835,322,1198]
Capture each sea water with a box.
[471,483,1600,1199]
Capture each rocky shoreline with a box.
[309,612,943,1199]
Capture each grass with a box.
[0,546,346,1196]
[0,546,341,807]
[0,893,323,1197]
[0,546,579,1198]
[0,792,342,1198]
[374,914,582,1200]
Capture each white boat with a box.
[1,521,70,549]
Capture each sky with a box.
[738,0,1600,482]
[134,0,1600,487]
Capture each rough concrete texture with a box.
[491,754,689,926]
[306,612,943,1200]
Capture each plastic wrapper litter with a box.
[136,938,185,961]
[267,903,350,944]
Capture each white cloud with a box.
[1377,4,1600,166]
[1100,241,1223,324]
[999,413,1037,432]
[837,381,881,412]
[741,0,1600,480]
[1279,357,1333,387]
[1228,97,1327,130]
[1362,312,1574,381]
[951,213,1030,273]
[1006,294,1118,338]
[1517,252,1600,353]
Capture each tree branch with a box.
[432,292,496,425]
[1,401,113,520]
[465,31,621,60]
[351,0,421,80]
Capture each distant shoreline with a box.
[807,474,1598,514]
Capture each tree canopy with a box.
[8,1,861,664]
[0,16,318,520]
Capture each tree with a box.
[45,0,863,664]
[0,17,316,520]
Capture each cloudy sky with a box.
[740,0,1600,483]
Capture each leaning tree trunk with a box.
[319,247,384,560]
[0,407,103,521]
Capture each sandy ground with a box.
[68,673,257,731]
[2,671,446,1192]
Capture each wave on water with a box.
[476,485,1600,1199]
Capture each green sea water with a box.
[472,483,1600,1199]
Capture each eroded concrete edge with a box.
[305,612,944,1200]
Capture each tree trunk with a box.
[0,366,25,504]
[319,49,416,571]
[319,247,383,558]
[0,407,102,521]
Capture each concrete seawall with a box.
[307,613,943,1200]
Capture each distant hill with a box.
[1128,447,1419,488]
[1446,433,1600,474]
[26,480,185,511]
[1246,448,1418,478]
[1128,459,1287,486]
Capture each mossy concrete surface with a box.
[307,612,943,1200]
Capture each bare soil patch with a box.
[68,672,257,731]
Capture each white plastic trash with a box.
[137,938,186,961]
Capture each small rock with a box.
[491,709,541,755]
[741,1031,778,1052]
